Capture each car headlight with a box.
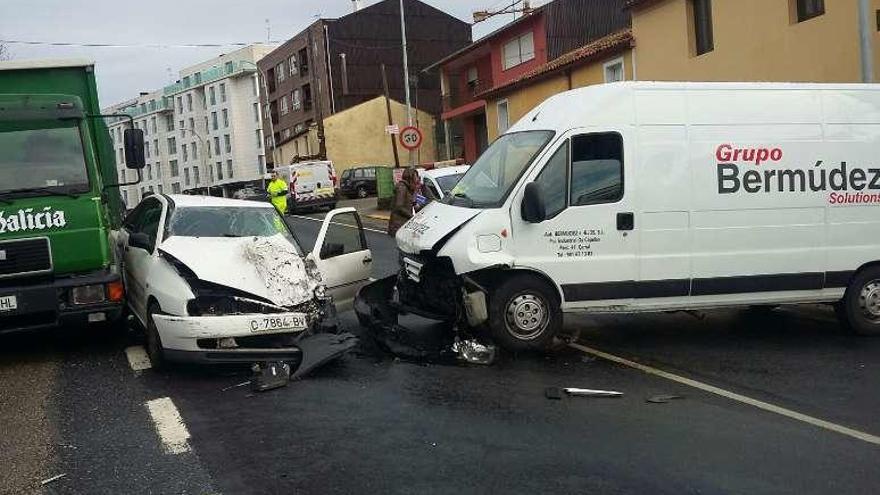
[314,284,331,301]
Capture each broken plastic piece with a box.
[41,474,67,486]
[453,338,496,365]
[291,332,358,379]
[251,361,291,392]
[646,394,684,404]
[564,388,623,397]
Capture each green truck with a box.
[0,59,145,333]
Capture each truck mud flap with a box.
[354,276,457,361]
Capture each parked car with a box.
[340,165,381,199]
[233,186,269,202]
[275,161,338,212]
[420,165,470,201]
[113,194,372,367]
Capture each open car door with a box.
[311,207,372,308]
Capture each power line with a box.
[0,39,283,49]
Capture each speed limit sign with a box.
[399,126,423,150]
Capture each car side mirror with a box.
[123,128,146,170]
[521,182,546,223]
[129,232,152,251]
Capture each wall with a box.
[322,96,437,174]
[489,14,549,86]
[632,0,868,82]
[485,49,633,141]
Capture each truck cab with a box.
[0,59,144,333]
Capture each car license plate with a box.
[249,315,308,333]
[0,295,17,312]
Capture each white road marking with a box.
[288,214,388,234]
[570,342,880,446]
[145,397,192,454]
[124,346,152,371]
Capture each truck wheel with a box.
[840,266,880,335]
[488,274,562,352]
[145,302,167,369]
[357,186,368,198]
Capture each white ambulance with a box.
[394,82,880,351]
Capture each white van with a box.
[394,82,880,351]
[275,160,338,212]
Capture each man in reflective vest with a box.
[267,170,289,215]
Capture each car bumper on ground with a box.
[153,312,313,363]
[0,269,124,334]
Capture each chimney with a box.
[351,0,363,12]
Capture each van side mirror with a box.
[521,182,546,223]
[123,128,146,170]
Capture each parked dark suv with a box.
[339,166,380,199]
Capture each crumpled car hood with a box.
[159,234,318,307]
[395,201,481,254]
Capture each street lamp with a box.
[180,123,212,196]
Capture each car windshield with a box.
[167,206,299,250]
[435,173,465,194]
[445,131,553,208]
[0,120,90,196]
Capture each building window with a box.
[167,137,177,155]
[182,143,188,162]
[209,86,216,105]
[184,168,191,186]
[603,57,625,82]
[497,99,510,134]
[227,159,233,178]
[280,95,289,115]
[156,162,162,178]
[145,141,151,158]
[222,109,229,128]
[176,97,183,114]
[150,117,157,134]
[288,55,297,76]
[186,93,193,112]
[292,89,301,110]
[146,164,152,180]
[225,61,233,73]
[194,166,200,184]
[170,159,179,177]
[179,120,185,135]
[281,128,291,140]
[220,83,226,103]
[793,0,824,22]
[166,115,174,131]
[691,0,714,56]
[277,62,286,83]
[502,31,535,70]
[216,161,224,180]
[212,111,218,130]
[214,137,221,155]
[253,102,260,122]
[224,134,231,153]
[153,139,159,156]
[466,66,479,92]
[298,48,309,76]
[172,183,181,194]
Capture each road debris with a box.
[646,394,684,404]
[40,473,67,486]
[292,332,359,379]
[251,362,291,392]
[452,338,496,365]
[221,381,251,392]
[545,387,624,400]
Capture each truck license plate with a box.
[0,295,18,312]
[249,315,308,333]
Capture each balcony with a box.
[121,97,174,118]
[441,78,493,113]
[163,60,258,96]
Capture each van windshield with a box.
[445,131,553,208]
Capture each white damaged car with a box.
[114,194,372,368]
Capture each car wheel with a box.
[840,266,880,335]
[356,186,368,198]
[488,274,562,352]
[145,302,167,369]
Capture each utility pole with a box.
[399,0,414,167]
[859,0,874,83]
[307,26,327,159]
[381,64,401,169]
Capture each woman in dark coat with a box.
[387,168,420,236]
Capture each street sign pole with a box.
[399,0,415,167]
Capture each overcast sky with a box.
[0,0,525,106]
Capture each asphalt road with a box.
[1,203,879,494]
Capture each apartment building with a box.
[106,44,274,206]
[258,0,470,171]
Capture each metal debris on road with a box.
[646,394,684,404]
[221,381,251,392]
[452,338,496,365]
[545,387,624,399]
[251,362,291,392]
[40,473,67,486]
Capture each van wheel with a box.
[488,274,562,352]
[840,267,880,335]
[145,302,167,369]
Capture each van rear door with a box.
[512,129,638,309]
